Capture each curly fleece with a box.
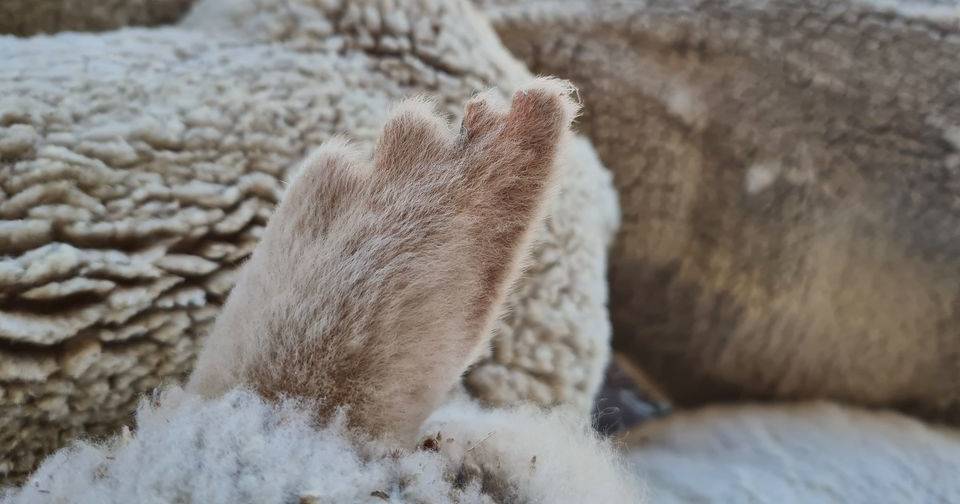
[0,0,618,481]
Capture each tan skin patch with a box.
[187,79,579,444]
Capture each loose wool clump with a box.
[2,388,642,503]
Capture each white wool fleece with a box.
[2,388,643,504]
[626,402,960,503]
